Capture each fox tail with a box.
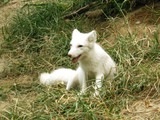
[39,68,77,87]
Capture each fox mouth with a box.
[72,55,81,63]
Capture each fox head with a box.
[68,29,97,63]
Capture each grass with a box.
[0,0,9,6]
[0,0,160,119]
[1,1,98,76]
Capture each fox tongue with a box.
[72,55,81,63]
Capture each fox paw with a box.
[93,90,100,97]
[77,90,86,96]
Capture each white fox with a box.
[40,29,116,96]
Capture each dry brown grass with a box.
[121,98,160,120]
[0,1,160,119]
[95,3,160,119]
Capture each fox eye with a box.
[77,45,83,48]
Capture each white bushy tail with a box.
[40,68,78,90]
[40,72,55,85]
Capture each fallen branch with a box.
[63,2,97,19]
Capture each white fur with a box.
[40,29,116,96]
[40,68,78,90]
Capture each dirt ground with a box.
[0,0,39,114]
[0,1,160,119]
[0,0,43,76]
[0,0,27,77]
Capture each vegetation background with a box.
[0,0,160,119]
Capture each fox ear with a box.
[72,29,80,38]
[88,30,97,43]
[72,29,80,35]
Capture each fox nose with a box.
[68,54,72,57]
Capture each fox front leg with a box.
[66,78,74,90]
[94,74,104,97]
[77,67,87,94]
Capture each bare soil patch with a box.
[0,0,23,34]
[96,3,160,42]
